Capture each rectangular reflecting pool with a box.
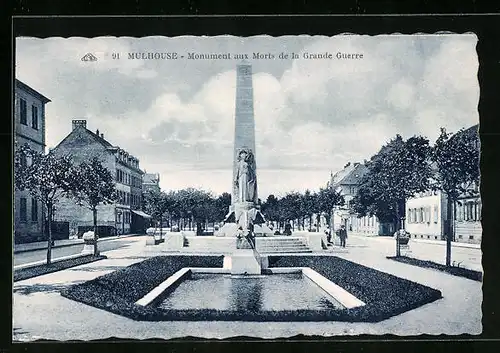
[157,273,344,311]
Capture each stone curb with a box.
[13,253,89,270]
[13,234,139,254]
[349,234,480,250]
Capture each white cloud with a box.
[387,79,415,110]
[16,35,479,198]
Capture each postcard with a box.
[13,33,481,340]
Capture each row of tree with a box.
[142,188,231,236]
[261,187,344,232]
[143,186,345,237]
[351,127,480,264]
[14,144,116,263]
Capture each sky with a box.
[15,34,479,199]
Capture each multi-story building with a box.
[329,162,395,236]
[143,173,161,193]
[405,124,481,244]
[52,120,149,236]
[454,125,481,244]
[455,179,481,244]
[405,189,449,241]
[14,79,51,243]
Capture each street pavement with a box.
[13,238,139,266]
[12,234,482,340]
[344,233,482,272]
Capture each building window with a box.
[465,201,474,221]
[433,205,438,223]
[31,105,39,130]
[20,197,27,222]
[31,198,38,222]
[19,98,27,125]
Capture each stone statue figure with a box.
[234,148,257,203]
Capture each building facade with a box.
[453,125,481,244]
[14,79,51,242]
[52,120,147,236]
[455,180,481,244]
[143,173,161,193]
[405,189,449,241]
[329,162,395,236]
[405,124,481,244]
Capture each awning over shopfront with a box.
[131,210,152,219]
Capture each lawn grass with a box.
[14,255,107,282]
[386,256,482,282]
[61,255,442,322]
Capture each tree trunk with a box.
[93,207,99,256]
[159,215,163,240]
[395,202,401,257]
[446,196,454,267]
[46,202,53,265]
[328,210,333,244]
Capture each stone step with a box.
[182,235,313,253]
[257,241,308,245]
[258,249,313,253]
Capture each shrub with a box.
[15,255,107,282]
[387,256,482,282]
[62,255,442,322]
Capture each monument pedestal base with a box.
[230,249,261,275]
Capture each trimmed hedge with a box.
[61,255,224,319]
[387,256,482,282]
[14,255,107,282]
[61,255,442,322]
[269,256,442,322]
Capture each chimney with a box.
[72,119,87,130]
[100,133,104,139]
[96,129,99,135]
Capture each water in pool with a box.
[158,273,343,311]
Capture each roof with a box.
[341,163,369,185]
[15,79,51,103]
[88,129,113,148]
[132,210,152,218]
[53,124,142,173]
[143,173,160,184]
[330,162,367,186]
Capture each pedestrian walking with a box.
[325,227,333,245]
[338,224,347,248]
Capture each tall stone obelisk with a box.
[231,62,258,207]
[217,62,272,238]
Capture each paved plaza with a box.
[12,234,482,341]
